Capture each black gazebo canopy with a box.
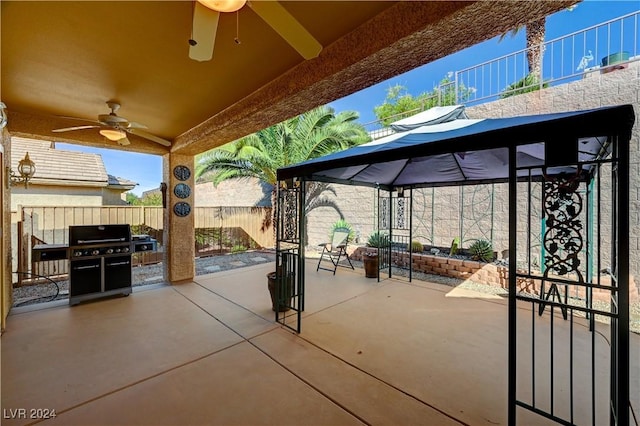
[277,104,635,189]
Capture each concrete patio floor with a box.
[2,260,638,425]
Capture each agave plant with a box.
[469,239,494,262]
[367,231,390,248]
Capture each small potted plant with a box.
[601,51,629,73]
[267,265,293,312]
[363,231,389,278]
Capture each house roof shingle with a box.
[108,174,137,189]
[11,137,137,190]
[11,137,113,186]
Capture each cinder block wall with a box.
[466,62,639,280]
[307,63,639,285]
[195,64,638,288]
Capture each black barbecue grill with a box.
[32,224,158,305]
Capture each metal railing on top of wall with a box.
[364,11,639,138]
[458,10,639,105]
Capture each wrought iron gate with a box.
[275,179,305,332]
[377,186,413,281]
[508,136,630,425]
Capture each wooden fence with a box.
[12,205,273,285]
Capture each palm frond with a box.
[305,182,337,200]
[306,196,344,219]
[196,105,367,217]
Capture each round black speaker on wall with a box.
[173,165,191,181]
[173,202,191,217]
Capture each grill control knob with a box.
[91,250,100,256]
[140,245,148,251]
[122,247,129,253]
[106,248,114,254]
[74,251,83,257]
[115,248,121,253]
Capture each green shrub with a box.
[408,240,423,252]
[231,244,247,253]
[500,74,549,99]
[469,239,494,262]
[367,231,390,248]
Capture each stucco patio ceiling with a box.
[2,1,576,156]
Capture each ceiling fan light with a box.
[198,0,246,13]
[100,128,126,141]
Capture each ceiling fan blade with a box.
[117,137,131,146]
[52,125,100,133]
[189,2,220,62]
[125,121,148,130]
[248,1,322,60]
[127,128,172,147]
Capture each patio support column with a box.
[613,134,630,426]
[0,129,11,332]
[163,152,195,283]
[507,144,517,426]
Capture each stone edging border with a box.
[350,247,639,303]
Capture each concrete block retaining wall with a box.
[195,63,639,292]
[350,246,639,303]
[311,63,639,292]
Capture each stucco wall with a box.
[101,188,129,205]
[10,185,105,210]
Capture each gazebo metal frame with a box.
[274,105,635,425]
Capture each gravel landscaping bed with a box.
[13,250,276,307]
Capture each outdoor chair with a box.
[316,227,354,275]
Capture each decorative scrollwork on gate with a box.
[396,197,405,229]
[380,197,389,229]
[539,168,585,319]
[280,187,300,243]
[542,170,584,277]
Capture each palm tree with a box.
[524,18,546,81]
[501,6,576,84]
[195,105,370,239]
[501,17,546,83]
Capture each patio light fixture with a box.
[10,152,36,188]
[198,0,246,12]
[99,128,127,141]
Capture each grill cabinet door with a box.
[69,259,101,297]
[104,255,132,291]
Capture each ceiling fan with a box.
[189,0,322,62]
[52,101,171,147]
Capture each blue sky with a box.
[58,0,639,196]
